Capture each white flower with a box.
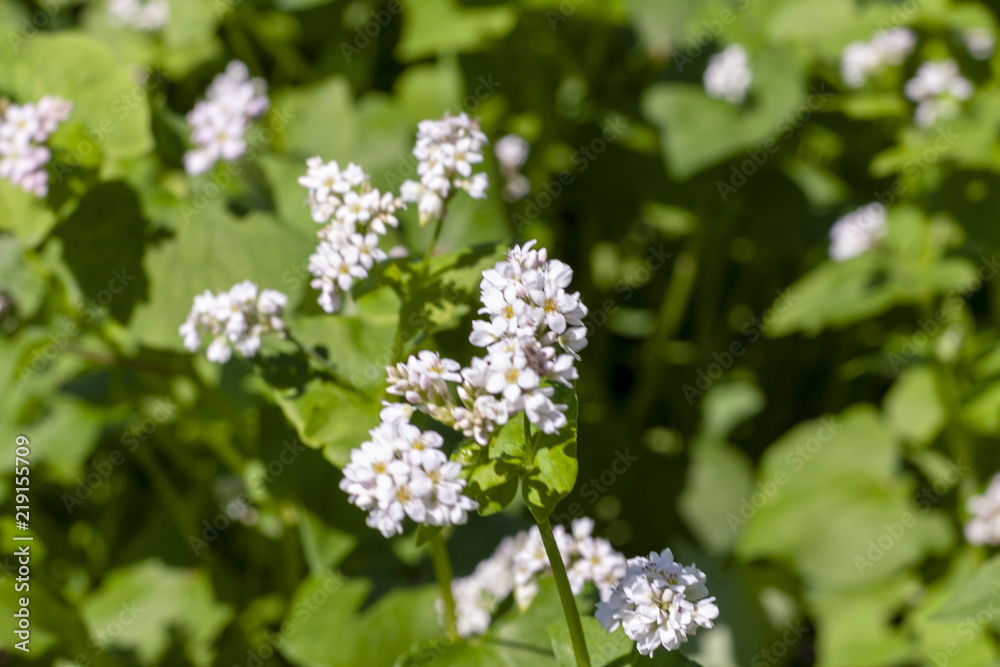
[399,113,489,225]
[965,473,1000,545]
[495,134,529,175]
[596,549,718,656]
[841,28,916,88]
[829,202,887,261]
[0,96,72,197]
[964,28,995,61]
[446,519,626,637]
[178,281,288,363]
[904,59,973,127]
[703,45,752,104]
[298,157,403,312]
[340,420,478,537]
[108,0,170,31]
[184,61,268,175]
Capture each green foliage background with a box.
[2,0,1000,665]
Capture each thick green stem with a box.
[537,518,592,666]
[430,535,459,640]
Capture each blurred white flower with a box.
[108,0,170,31]
[178,281,287,363]
[841,27,916,88]
[400,113,489,225]
[703,45,752,104]
[965,473,1000,546]
[829,202,887,262]
[446,518,626,636]
[904,59,973,127]
[184,61,269,175]
[0,96,72,197]
[596,549,718,656]
[963,28,995,61]
[495,134,531,202]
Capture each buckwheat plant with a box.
[184,61,269,175]
[0,96,72,196]
[176,112,717,665]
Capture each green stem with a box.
[630,648,643,665]
[430,535,459,640]
[421,214,446,277]
[537,518,592,667]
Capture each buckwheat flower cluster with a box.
[0,96,72,197]
[904,59,973,127]
[446,518,626,637]
[964,28,995,61]
[108,0,170,31]
[184,61,269,176]
[841,27,916,88]
[703,45,752,104]
[494,133,530,202]
[339,407,478,538]
[596,549,719,656]
[965,473,1000,546]
[178,281,288,364]
[386,241,588,445]
[400,113,489,225]
[298,157,403,312]
[829,202,887,262]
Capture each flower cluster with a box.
[703,45,752,104]
[339,405,478,538]
[447,518,626,637]
[829,202,887,262]
[400,113,489,226]
[494,133,530,202]
[108,0,170,31]
[298,157,404,312]
[178,281,288,363]
[184,61,269,176]
[904,59,973,127]
[386,241,588,444]
[0,96,72,197]
[965,473,1000,546]
[963,28,995,61]
[596,549,718,656]
[841,28,916,88]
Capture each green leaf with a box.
[396,0,517,62]
[883,366,945,447]
[549,616,633,667]
[0,178,57,248]
[934,555,1000,621]
[468,457,521,516]
[642,46,805,179]
[81,559,233,667]
[2,32,154,171]
[522,386,579,523]
[272,377,382,467]
[416,524,443,547]
[54,181,149,323]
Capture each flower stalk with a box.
[537,517,592,667]
[430,534,459,640]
